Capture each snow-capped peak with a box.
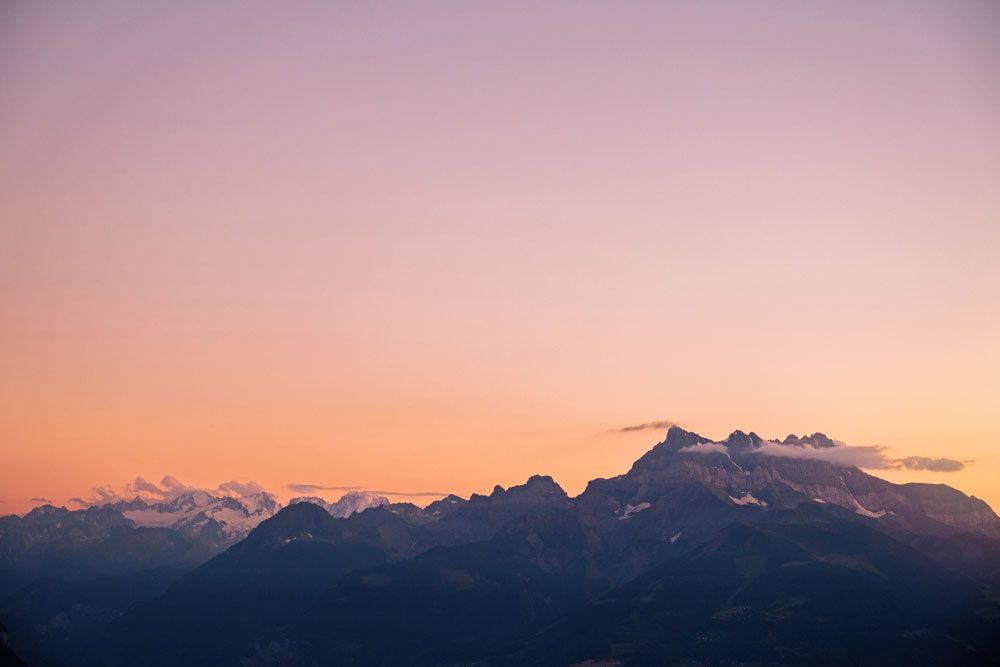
[115,491,280,539]
[289,491,389,518]
[93,480,283,544]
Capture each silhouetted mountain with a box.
[296,507,592,665]
[523,511,1000,666]
[411,474,572,550]
[3,426,999,666]
[88,502,428,667]
[278,502,1000,665]
[0,567,186,666]
[424,493,467,515]
[0,621,27,667]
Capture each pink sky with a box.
[1,1,998,515]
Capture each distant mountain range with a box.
[288,490,389,518]
[2,426,999,666]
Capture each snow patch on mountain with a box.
[853,501,886,519]
[330,491,390,517]
[619,502,651,520]
[730,493,768,508]
[61,476,285,542]
[117,490,280,540]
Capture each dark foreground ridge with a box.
[2,426,1000,665]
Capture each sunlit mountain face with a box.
[1,426,998,666]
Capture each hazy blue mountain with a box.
[0,489,287,599]
[0,505,205,597]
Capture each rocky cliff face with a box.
[601,426,999,534]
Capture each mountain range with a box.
[2,426,999,666]
[288,490,390,518]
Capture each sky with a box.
[1,1,998,515]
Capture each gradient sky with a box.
[1,1,999,515]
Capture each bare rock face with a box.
[610,425,1000,536]
[473,475,570,507]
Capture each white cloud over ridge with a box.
[69,475,271,507]
[754,441,893,468]
[753,441,966,472]
[678,443,730,456]
[676,435,967,473]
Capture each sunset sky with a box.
[1,1,998,516]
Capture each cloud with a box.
[369,489,448,498]
[160,475,197,496]
[90,485,124,504]
[614,420,677,433]
[286,483,447,498]
[68,487,122,507]
[753,441,965,472]
[898,456,967,472]
[217,480,266,497]
[130,476,168,497]
[30,497,51,503]
[678,443,730,456]
[287,483,363,494]
[70,475,273,507]
[755,441,892,468]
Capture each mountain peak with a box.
[290,491,388,518]
[25,504,68,517]
[723,430,763,448]
[277,500,329,520]
[330,491,389,518]
[289,495,326,506]
[629,426,711,473]
[782,432,837,448]
[425,494,467,515]
[247,501,340,545]
[664,424,695,440]
[662,425,711,449]
[473,476,569,507]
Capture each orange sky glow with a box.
[1,1,998,515]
